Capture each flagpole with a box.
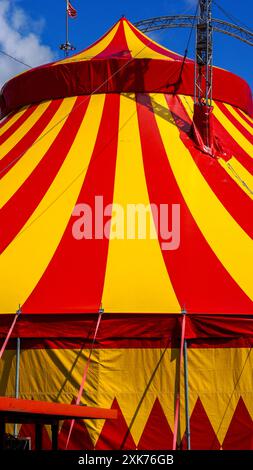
[60,0,76,56]
[66,0,69,57]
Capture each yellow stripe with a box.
[213,101,253,157]
[0,106,28,137]
[224,104,253,136]
[152,93,253,302]
[123,22,172,61]
[129,21,180,59]
[0,97,77,209]
[101,93,180,313]
[179,94,194,120]
[240,109,253,124]
[57,22,120,64]
[0,101,51,160]
[218,156,253,200]
[0,94,105,313]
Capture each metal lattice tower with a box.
[195,0,213,106]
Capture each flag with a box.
[67,1,77,18]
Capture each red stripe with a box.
[136,93,253,314]
[170,95,253,239]
[0,96,88,254]
[22,94,120,314]
[0,99,63,179]
[0,314,252,347]
[234,107,253,128]
[127,21,184,61]
[2,337,253,349]
[217,101,253,145]
[94,20,131,59]
[0,104,36,145]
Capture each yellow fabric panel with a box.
[123,22,172,61]
[0,94,105,313]
[0,106,28,137]
[152,93,253,302]
[0,347,252,447]
[0,101,51,160]
[57,22,120,64]
[224,104,253,136]
[101,93,180,313]
[0,97,77,209]
[213,102,253,158]
[186,348,253,444]
[218,157,253,200]
[95,348,177,444]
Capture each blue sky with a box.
[0,0,252,88]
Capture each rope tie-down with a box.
[0,305,21,360]
[65,307,104,449]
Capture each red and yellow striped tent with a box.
[0,17,252,449]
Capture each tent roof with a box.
[55,17,186,63]
[1,18,252,117]
[0,19,252,316]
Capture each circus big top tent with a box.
[0,17,252,450]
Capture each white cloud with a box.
[0,0,55,87]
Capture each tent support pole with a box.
[14,337,21,438]
[183,338,191,450]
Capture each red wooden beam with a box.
[0,397,117,423]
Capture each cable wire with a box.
[0,49,32,69]
[213,0,252,32]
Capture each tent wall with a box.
[1,335,252,450]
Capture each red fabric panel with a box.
[0,97,87,253]
[136,93,253,314]
[138,398,173,449]
[19,423,51,450]
[192,103,215,151]
[58,401,94,451]
[22,94,119,314]
[96,399,136,450]
[2,336,253,350]
[1,59,252,118]
[181,398,220,450]
[222,398,253,450]
[59,420,94,450]
[0,314,252,340]
[186,314,253,340]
